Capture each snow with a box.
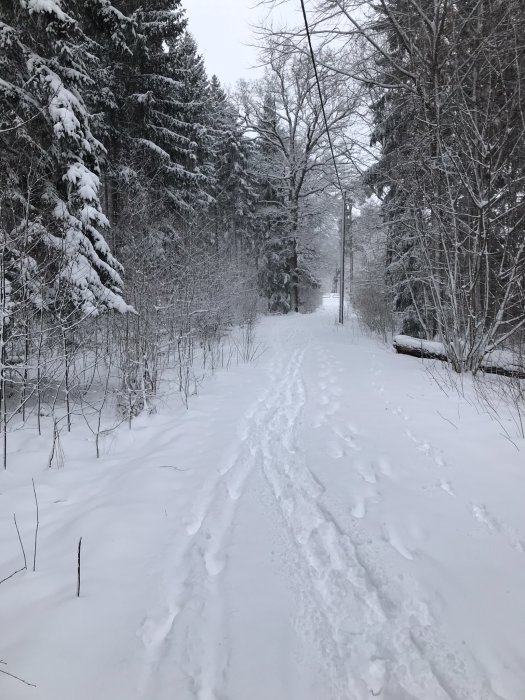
[65,163,99,202]
[136,138,172,161]
[484,348,525,374]
[395,334,524,374]
[2,295,525,699]
[49,198,131,315]
[46,75,83,139]
[25,0,68,22]
[394,333,447,357]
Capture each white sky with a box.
[182,0,300,86]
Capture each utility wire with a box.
[299,0,350,326]
[299,0,344,194]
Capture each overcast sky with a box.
[182,0,299,86]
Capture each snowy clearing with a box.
[2,295,525,700]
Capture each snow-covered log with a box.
[393,335,525,379]
[393,335,447,362]
[481,350,525,380]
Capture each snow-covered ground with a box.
[2,295,525,700]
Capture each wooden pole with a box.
[339,192,347,324]
[348,198,353,286]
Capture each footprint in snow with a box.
[185,514,204,536]
[471,504,496,532]
[355,459,377,484]
[328,441,345,459]
[377,457,393,478]
[351,497,366,519]
[385,525,414,561]
[138,606,178,649]
[366,658,387,697]
[204,549,226,576]
[333,426,360,451]
[393,407,409,421]
[329,398,341,410]
[439,479,455,496]
[471,504,525,553]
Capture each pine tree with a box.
[207,75,255,253]
[97,0,205,223]
[169,31,211,210]
[365,0,435,338]
[250,92,292,313]
[0,0,130,319]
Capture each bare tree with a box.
[294,0,525,373]
[238,37,364,311]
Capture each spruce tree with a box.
[97,0,203,221]
[250,94,292,313]
[207,75,256,253]
[0,0,130,319]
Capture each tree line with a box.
[263,0,525,376]
[0,0,353,458]
[294,0,525,374]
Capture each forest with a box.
[1,0,524,463]
[0,0,353,458]
[2,1,525,698]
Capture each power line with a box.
[299,0,351,325]
[299,0,344,195]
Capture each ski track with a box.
[258,338,502,700]
[135,318,508,700]
[137,343,310,699]
[4,299,525,700]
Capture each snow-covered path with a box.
[2,296,525,699]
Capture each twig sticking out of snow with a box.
[0,566,25,585]
[77,537,82,598]
[13,513,27,570]
[0,513,27,584]
[0,660,36,688]
[48,419,65,469]
[32,478,39,572]
[0,514,28,585]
